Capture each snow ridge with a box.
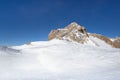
[0,39,120,80]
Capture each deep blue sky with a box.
[0,0,120,46]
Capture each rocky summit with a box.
[48,22,89,44]
[48,22,120,48]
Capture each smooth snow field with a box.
[0,40,120,80]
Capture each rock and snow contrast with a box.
[0,22,120,80]
[48,22,120,48]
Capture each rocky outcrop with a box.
[89,34,120,48]
[90,34,115,47]
[48,22,89,44]
[48,22,120,48]
[113,38,120,48]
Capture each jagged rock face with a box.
[48,22,120,48]
[48,22,89,44]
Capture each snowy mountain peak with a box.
[48,22,87,42]
[48,22,91,44]
[48,22,120,48]
[66,22,81,28]
[65,22,85,31]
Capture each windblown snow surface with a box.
[0,39,120,80]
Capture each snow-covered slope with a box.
[0,39,120,80]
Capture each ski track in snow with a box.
[0,39,120,80]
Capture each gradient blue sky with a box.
[0,0,120,46]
